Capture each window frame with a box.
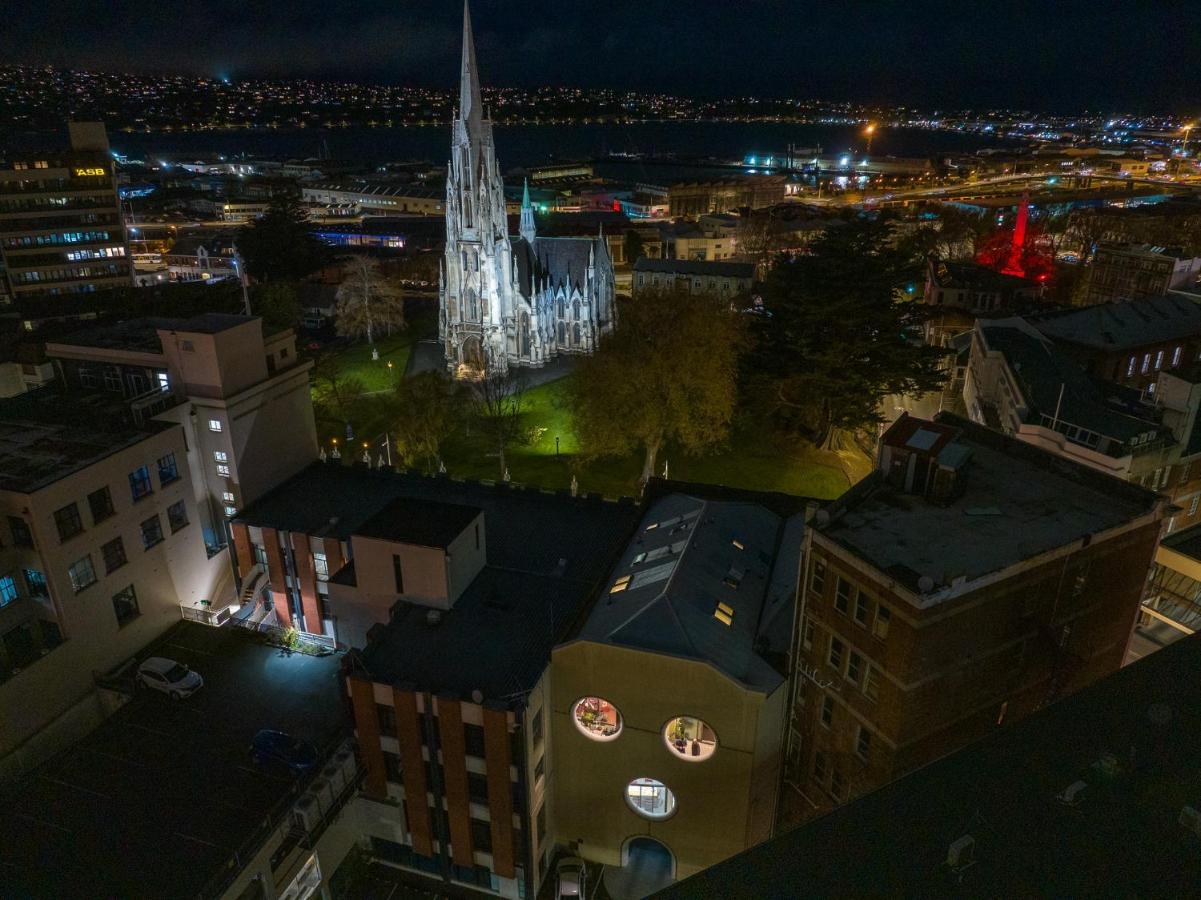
[101,536,127,574]
[54,502,85,543]
[68,555,97,593]
[129,465,153,502]
[87,486,115,524]
[140,514,164,550]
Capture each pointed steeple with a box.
[459,1,484,137]
[520,178,536,244]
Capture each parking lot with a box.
[0,621,349,899]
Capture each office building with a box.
[1084,241,1201,306]
[0,122,131,300]
[632,258,754,299]
[783,413,1166,824]
[551,490,804,892]
[661,631,1201,900]
[302,182,446,217]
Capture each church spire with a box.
[520,178,536,244]
[459,1,484,138]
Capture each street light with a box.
[864,123,876,156]
[1180,123,1196,178]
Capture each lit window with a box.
[157,373,170,392]
[664,717,717,761]
[632,552,647,565]
[0,575,17,607]
[626,778,676,820]
[1173,346,1183,367]
[731,539,745,550]
[209,419,223,432]
[222,491,235,503]
[1155,350,1164,370]
[68,555,97,593]
[572,697,622,741]
[224,506,237,516]
[213,451,228,463]
[864,664,881,702]
[645,522,659,531]
[129,465,152,501]
[714,601,734,625]
[1142,353,1151,374]
[314,553,329,579]
[873,605,892,640]
[217,464,231,478]
[610,574,631,594]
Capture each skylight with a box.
[610,574,631,594]
[714,602,734,626]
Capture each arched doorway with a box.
[460,336,484,373]
[605,835,675,899]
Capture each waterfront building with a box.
[439,4,615,372]
[0,122,131,301]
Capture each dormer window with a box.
[714,602,734,626]
[610,575,631,594]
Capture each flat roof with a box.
[819,414,1159,596]
[53,312,257,354]
[1030,293,1201,351]
[633,257,755,279]
[659,632,1201,900]
[573,493,801,693]
[0,387,175,493]
[355,496,482,548]
[0,622,348,899]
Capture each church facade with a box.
[439,4,615,373]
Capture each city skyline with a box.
[1,0,1199,113]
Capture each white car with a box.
[556,857,586,900]
[137,657,203,700]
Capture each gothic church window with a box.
[558,322,566,344]
[467,289,479,321]
[573,298,581,320]
[573,323,581,346]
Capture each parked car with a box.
[556,857,586,900]
[250,729,319,773]
[137,657,204,700]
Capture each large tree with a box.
[468,367,529,481]
[570,289,745,482]
[390,371,463,473]
[751,217,946,447]
[250,281,301,330]
[335,256,407,347]
[236,196,329,282]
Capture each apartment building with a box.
[45,313,317,551]
[783,414,1166,824]
[0,388,225,769]
[1084,241,1201,306]
[632,258,754,299]
[550,490,804,892]
[922,257,1044,348]
[231,463,640,897]
[0,122,131,300]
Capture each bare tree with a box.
[468,367,529,480]
[335,256,407,350]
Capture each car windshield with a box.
[164,664,190,682]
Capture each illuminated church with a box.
[439,3,614,372]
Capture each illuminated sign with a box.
[73,167,107,177]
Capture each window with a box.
[828,636,845,671]
[167,500,188,533]
[864,664,881,702]
[835,577,852,615]
[216,464,230,478]
[610,574,631,594]
[112,585,139,626]
[376,703,397,737]
[88,486,114,524]
[140,514,164,549]
[1155,350,1164,370]
[470,819,493,853]
[873,605,892,640]
[8,516,33,548]
[830,769,846,801]
[1173,346,1183,367]
[626,777,676,820]
[314,553,329,580]
[221,491,235,503]
[157,453,179,485]
[0,575,17,607]
[813,750,828,784]
[820,695,834,728]
[101,536,127,573]
[1190,496,1200,517]
[68,555,97,592]
[572,697,622,740]
[23,569,47,598]
[1126,356,1136,378]
[810,557,826,596]
[224,505,237,517]
[383,751,402,784]
[208,419,223,432]
[392,553,404,593]
[534,755,546,786]
[537,805,547,842]
[856,725,872,760]
[847,651,864,684]
[129,465,152,501]
[532,707,544,746]
[664,716,718,761]
[54,502,84,542]
[1142,353,1151,374]
[213,451,228,463]
[464,723,486,757]
[802,616,815,650]
[854,592,871,626]
[714,600,735,625]
[467,772,489,803]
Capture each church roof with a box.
[534,236,602,292]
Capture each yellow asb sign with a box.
[73,167,106,177]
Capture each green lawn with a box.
[329,332,414,393]
[437,378,862,500]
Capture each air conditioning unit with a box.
[323,762,347,798]
[335,745,358,784]
[1180,805,1201,836]
[947,834,975,870]
[308,777,334,812]
[293,794,322,833]
[1057,780,1087,807]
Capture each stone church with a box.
[439,3,615,373]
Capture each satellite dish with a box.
[471,689,484,704]
[918,575,935,593]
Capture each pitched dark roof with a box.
[355,497,481,548]
[532,236,602,292]
[1030,294,1201,351]
[633,257,754,279]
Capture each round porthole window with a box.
[663,716,717,761]
[626,777,677,820]
[572,696,622,741]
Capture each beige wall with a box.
[0,425,228,763]
[350,536,449,610]
[550,640,781,880]
[158,320,268,400]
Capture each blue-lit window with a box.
[129,465,152,501]
[157,453,179,486]
[23,569,47,598]
[0,575,17,607]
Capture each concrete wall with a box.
[351,536,449,610]
[550,640,777,880]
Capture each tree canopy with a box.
[390,371,463,473]
[250,281,302,330]
[750,217,946,446]
[335,256,407,344]
[569,288,745,482]
[236,196,329,282]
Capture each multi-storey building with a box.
[162,231,237,283]
[231,463,640,897]
[1084,241,1201,306]
[783,413,1166,824]
[0,388,226,770]
[631,258,755,299]
[551,490,804,891]
[302,182,446,217]
[45,313,317,551]
[0,122,131,300]
[922,257,1044,347]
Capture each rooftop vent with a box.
[425,609,442,626]
[946,834,975,871]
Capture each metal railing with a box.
[180,604,232,627]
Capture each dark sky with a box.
[3,0,1199,113]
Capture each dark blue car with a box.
[250,730,319,773]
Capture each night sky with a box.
[3,0,1199,113]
